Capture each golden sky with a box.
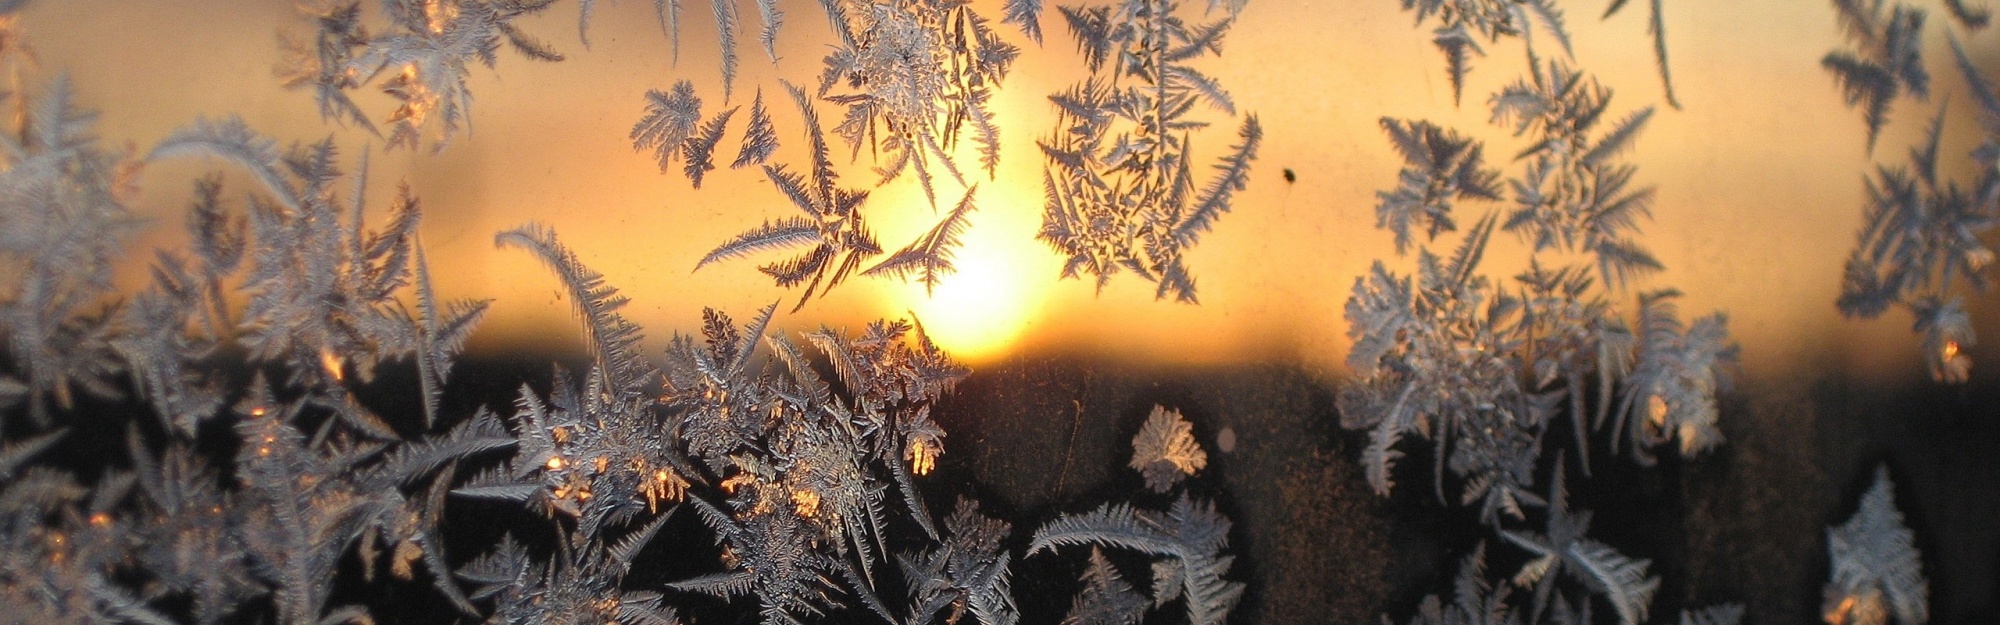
[22,0,1999,379]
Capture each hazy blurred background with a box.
[24,0,1999,379]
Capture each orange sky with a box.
[21,0,2000,380]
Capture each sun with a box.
[890,195,1050,361]
[902,242,1044,360]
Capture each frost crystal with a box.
[1823,466,1928,625]
[1129,405,1207,492]
[1037,0,1260,302]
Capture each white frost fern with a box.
[1824,465,1928,625]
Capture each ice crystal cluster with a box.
[1345,52,1736,514]
[1,81,520,622]
[0,0,1967,622]
[1035,0,1261,302]
[278,0,1263,306]
[0,3,1264,622]
[818,0,1019,207]
[0,98,1249,624]
[1824,0,2000,384]
[1352,4,1741,625]
[1031,405,1243,625]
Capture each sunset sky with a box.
[22,0,1999,379]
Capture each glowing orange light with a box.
[721,473,754,495]
[421,0,454,33]
[906,436,939,476]
[546,456,565,471]
[1826,595,1856,625]
[1970,248,1995,272]
[393,541,421,580]
[643,468,687,512]
[889,185,1052,361]
[1646,395,1669,430]
[791,489,821,518]
[319,348,344,383]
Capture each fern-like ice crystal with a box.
[1345,56,1732,518]
[1823,0,1930,153]
[1823,466,1928,625]
[818,0,1020,207]
[1037,0,1261,302]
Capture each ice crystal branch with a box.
[280,0,571,151]
[497,224,658,397]
[1340,214,1547,517]
[862,185,981,294]
[153,120,434,399]
[1399,0,1572,105]
[634,81,706,174]
[1494,58,1662,291]
[277,1,375,133]
[1398,0,1680,107]
[684,106,738,188]
[1609,290,1735,461]
[734,87,780,169]
[1602,0,1681,108]
[703,83,992,308]
[900,499,1020,625]
[1498,465,1661,625]
[459,523,685,625]
[114,178,240,437]
[1128,405,1207,493]
[700,85,883,311]
[1382,544,1516,625]
[1377,117,1503,254]
[277,0,822,152]
[1823,0,1931,153]
[1834,97,1996,383]
[1060,548,1146,625]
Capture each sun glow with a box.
[903,241,1044,361]
[891,189,1052,361]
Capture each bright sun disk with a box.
[900,227,1046,361]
